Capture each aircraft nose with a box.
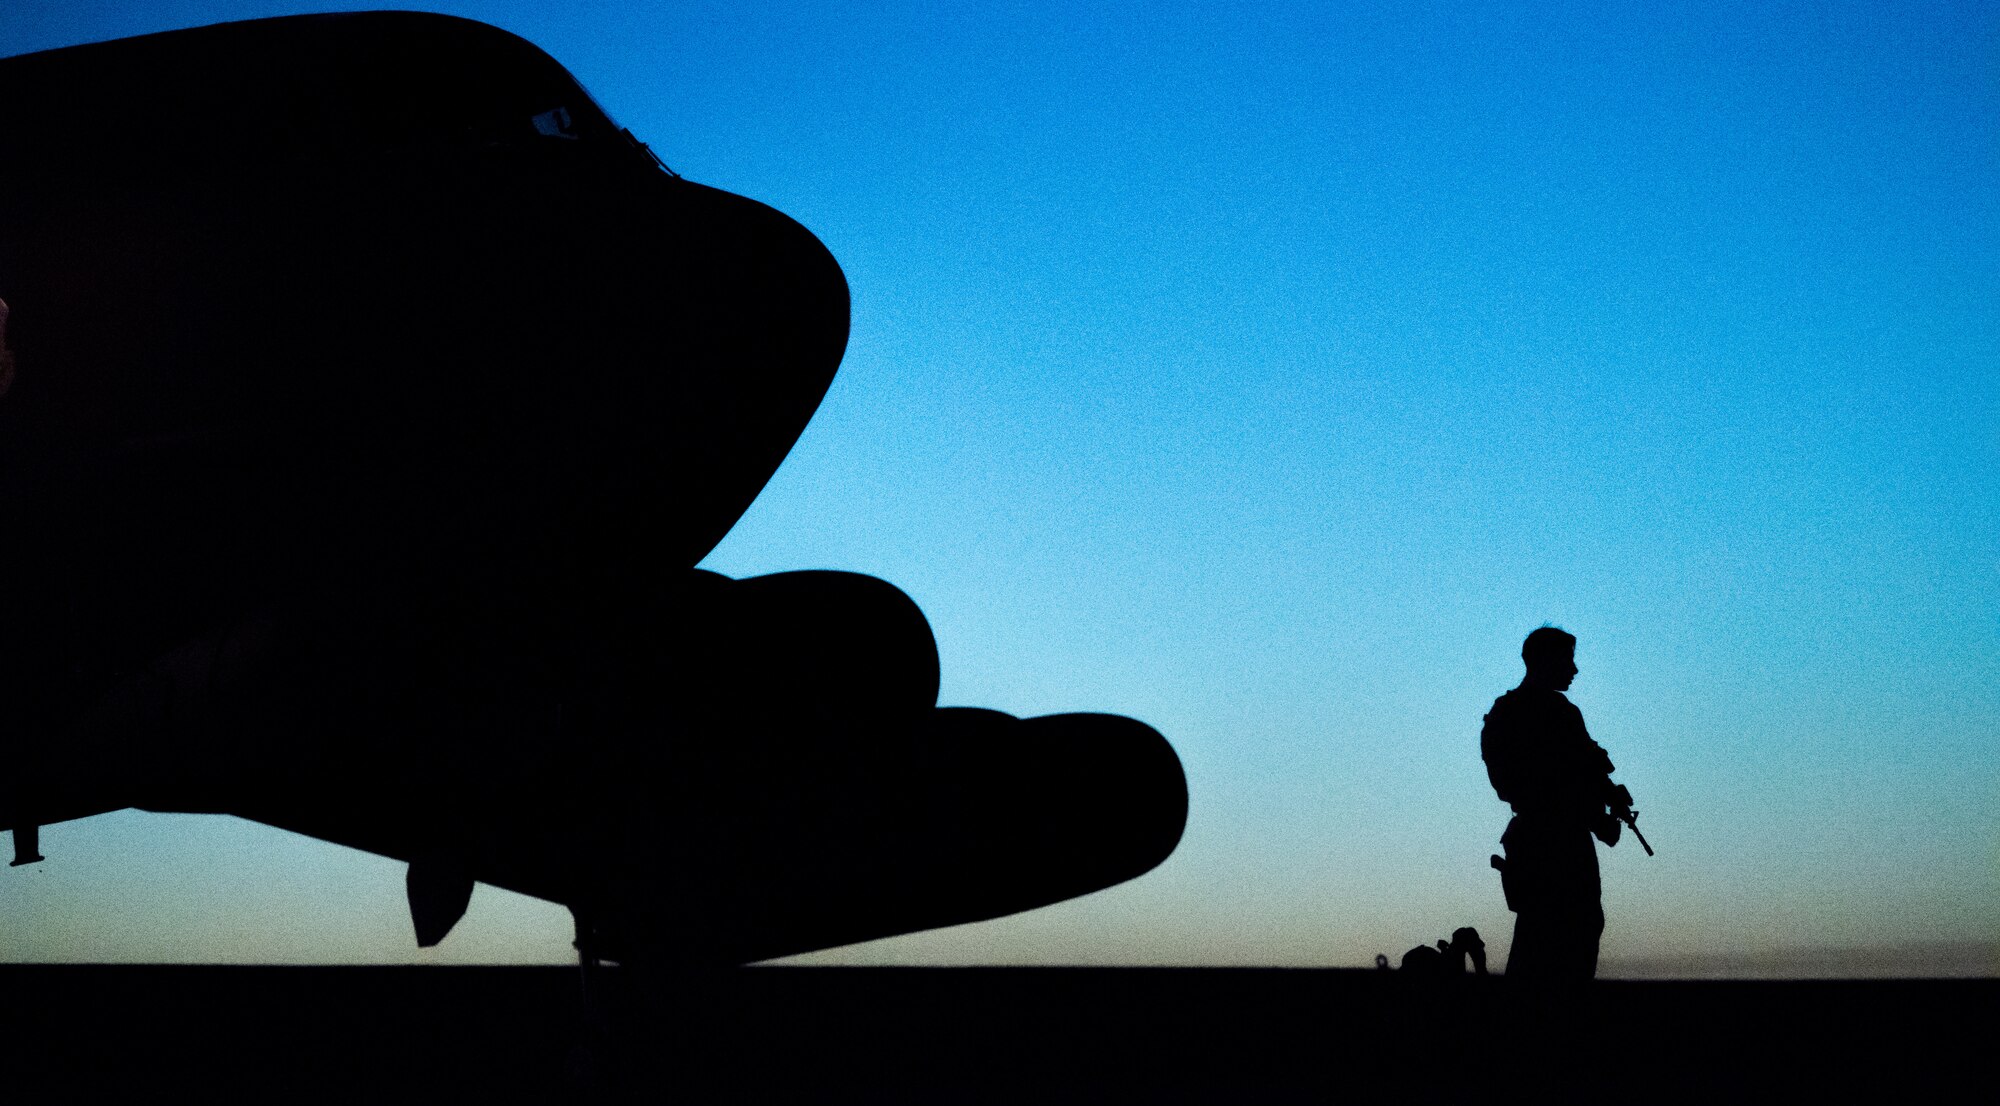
[344,169,855,592]
[549,176,854,568]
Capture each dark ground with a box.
[0,965,1988,1102]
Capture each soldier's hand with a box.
[1592,811,1622,847]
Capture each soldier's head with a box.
[1521,626,1577,691]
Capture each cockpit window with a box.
[531,107,579,140]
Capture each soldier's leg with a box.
[1584,904,1604,978]
[1550,828,1602,980]
[1546,904,1604,980]
[1506,910,1545,979]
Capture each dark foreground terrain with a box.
[0,965,1987,1102]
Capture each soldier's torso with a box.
[1481,688,1610,825]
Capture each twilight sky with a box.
[1,0,1994,977]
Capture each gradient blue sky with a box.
[2,1,1994,976]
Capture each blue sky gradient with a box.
[2,1,1994,975]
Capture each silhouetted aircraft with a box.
[0,12,1186,966]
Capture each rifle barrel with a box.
[1626,816,1654,856]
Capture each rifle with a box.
[1608,784,1654,856]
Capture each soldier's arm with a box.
[1566,699,1616,779]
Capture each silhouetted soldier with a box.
[1482,627,1627,981]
